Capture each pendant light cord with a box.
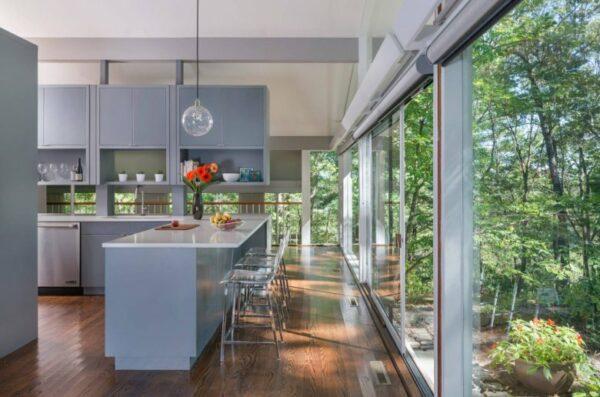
[196,0,199,99]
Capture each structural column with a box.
[434,49,473,397]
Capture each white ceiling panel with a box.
[0,0,369,38]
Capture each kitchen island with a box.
[102,214,270,370]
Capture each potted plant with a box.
[182,162,219,220]
[155,170,164,183]
[136,171,145,183]
[118,171,128,182]
[490,318,597,395]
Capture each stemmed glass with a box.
[47,163,58,182]
[37,163,48,182]
[59,163,70,181]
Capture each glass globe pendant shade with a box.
[181,98,213,137]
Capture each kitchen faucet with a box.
[134,185,147,216]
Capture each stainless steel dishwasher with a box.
[38,222,80,288]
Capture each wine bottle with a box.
[75,158,83,181]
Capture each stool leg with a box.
[281,258,291,300]
[277,273,289,323]
[230,284,238,342]
[267,287,280,359]
[220,285,229,364]
[272,280,285,340]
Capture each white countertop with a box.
[102,215,270,248]
[38,214,175,223]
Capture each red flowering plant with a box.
[182,162,219,193]
[490,318,599,391]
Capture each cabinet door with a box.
[133,87,168,147]
[178,86,223,147]
[98,87,133,146]
[81,234,119,288]
[222,87,265,148]
[41,87,88,147]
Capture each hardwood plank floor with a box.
[0,247,410,397]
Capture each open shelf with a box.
[106,180,169,186]
[37,180,88,186]
[99,149,168,185]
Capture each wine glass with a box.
[37,163,48,182]
[47,163,58,182]
[59,163,70,181]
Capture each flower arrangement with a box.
[182,162,219,192]
[490,318,599,393]
[182,162,219,220]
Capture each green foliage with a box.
[310,151,339,244]
[404,85,434,301]
[472,0,600,352]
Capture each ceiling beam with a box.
[30,37,359,63]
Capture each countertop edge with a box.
[101,217,269,249]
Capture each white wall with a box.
[38,62,357,137]
[0,28,38,358]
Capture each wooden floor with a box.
[0,247,409,397]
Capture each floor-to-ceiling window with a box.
[469,0,600,394]
[310,151,339,245]
[370,109,403,336]
[403,85,435,387]
[364,84,434,391]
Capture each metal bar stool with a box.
[236,233,290,325]
[219,268,281,363]
[244,230,291,301]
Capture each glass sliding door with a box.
[341,144,361,275]
[370,109,403,340]
[365,86,435,390]
[403,85,434,387]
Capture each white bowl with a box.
[222,173,240,182]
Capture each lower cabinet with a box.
[80,221,166,293]
[81,234,120,289]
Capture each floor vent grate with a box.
[348,297,359,307]
[369,360,391,386]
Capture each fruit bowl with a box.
[213,219,244,231]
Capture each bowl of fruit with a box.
[210,212,244,231]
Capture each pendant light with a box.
[181,0,213,137]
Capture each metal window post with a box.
[434,48,473,397]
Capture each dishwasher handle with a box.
[38,222,79,229]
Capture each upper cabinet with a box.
[98,86,168,148]
[177,86,223,147]
[177,86,267,148]
[38,86,89,147]
[222,87,266,148]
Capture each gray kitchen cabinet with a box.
[178,86,223,147]
[133,87,168,147]
[98,87,132,147]
[81,234,118,288]
[80,221,166,291]
[98,86,168,147]
[222,87,266,148]
[38,86,88,147]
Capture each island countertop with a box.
[102,214,270,249]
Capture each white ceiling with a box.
[0,0,403,38]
